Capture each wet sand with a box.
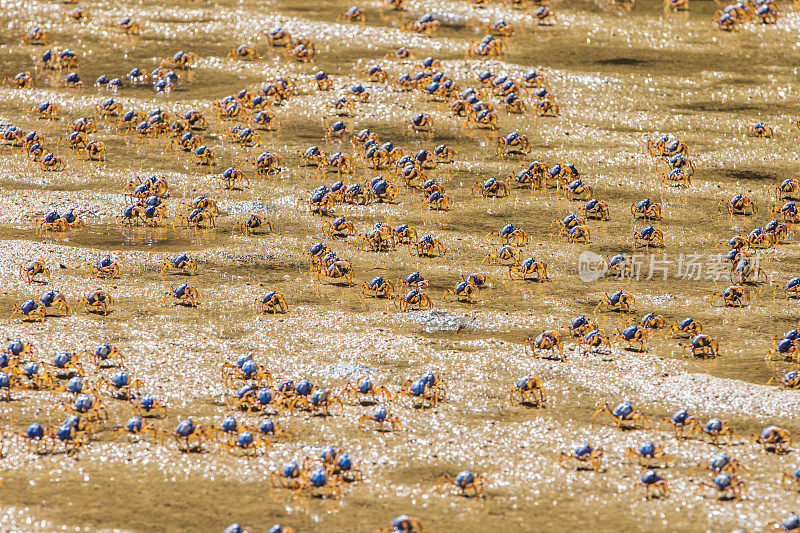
[1,0,800,530]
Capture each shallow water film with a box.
[1,0,800,530]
